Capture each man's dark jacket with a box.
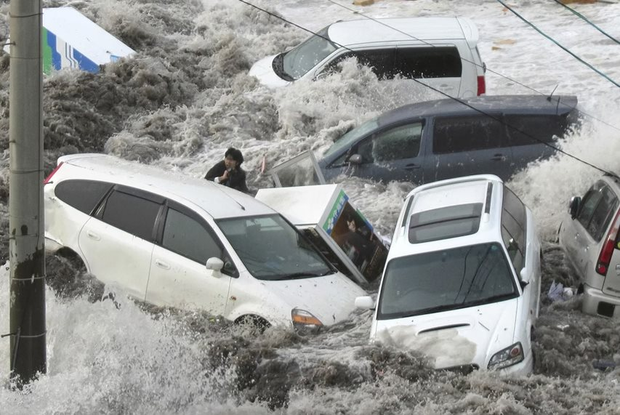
[205,160,249,193]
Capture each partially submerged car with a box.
[559,173,620,318]
[44,154,367,332]
[356,175,541,374]
[250,17,486,98]
[319,95,579,185]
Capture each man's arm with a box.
[205,161,225,181]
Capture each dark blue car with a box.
[319,95,579,185]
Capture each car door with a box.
[504,113,570,172]
[78,186,163,301]
[428,114,514,182]
[569,182,612,277]
[347,121,427,184]
[145,202,234,315]
[393,45,462,98]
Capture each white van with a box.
[249,17,486,98]
[356,175,541,374]
[44,154,367,332]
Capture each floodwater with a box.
[1,0,620,413]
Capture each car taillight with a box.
[596,209,620,276]
[477,76,486,96]
[43,162,63,184]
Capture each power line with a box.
[322,0,620,133]
[498,0,620,88]
[552,0,620,46]
[238,0,613,176]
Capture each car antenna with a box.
[547,84,559,102]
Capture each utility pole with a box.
[8,0,46,386]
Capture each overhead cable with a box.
[552,0,620,46]
[322,0,620,133]
[237,0,614,176]
[497,0,620,88]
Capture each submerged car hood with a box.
[249,55,291,88]
[263,272,367,326]
[373,299,519,369]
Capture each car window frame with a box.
[345,119,426,165]
[154,199,239,278]
[576,181,607,235]
[94,185,165,242]
[431,113,509,154]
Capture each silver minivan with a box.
[559,174,620,318]
[249,17,486,98]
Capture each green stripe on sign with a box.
[322,190,348,235]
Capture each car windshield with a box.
[323,117,380,159]
[282,26,338,80]
[217,214,334,281]
[377,242,517,319]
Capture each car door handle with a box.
[155,259,171,270]
[404,164,421,170]
[491,154,506,161]
[86,230,101,241]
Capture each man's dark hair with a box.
[225,147,244,166]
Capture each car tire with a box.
[235,315,271,334]
[45,250,105,302]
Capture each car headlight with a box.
[291,308,323,334]
[488,342,524,370]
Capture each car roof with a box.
[377,95,579,126]
[389,175,505,258]
[54,153,275,219]
[327,17,479,48]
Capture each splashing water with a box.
[2,0,620,413]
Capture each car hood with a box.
[373,299,518,369]
[263,272,367,326]
[249,55,291,88]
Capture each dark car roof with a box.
[377,95,579,126]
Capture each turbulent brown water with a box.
[2,0,620,413]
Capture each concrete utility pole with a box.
[8,0,46,386]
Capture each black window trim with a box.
[155,199,239,278]
[93,184,165,243]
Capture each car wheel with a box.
[45,250,105,302]
[235,315,271,334]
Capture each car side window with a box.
[585,186,619,241]
[505,114,570,146]
[501,186,527,273]
[432,115,506,154]
[321,49,395,79]
[356,123,423,163]
[577,183,605,231]
[502,227,524,273]
[100,190,162,241]
[55,179,113,215]
[162,208,222,265]
[393,46,462,78]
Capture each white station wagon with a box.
[249,17,486,98]
[356,175,541,374]
[44,154,367,332]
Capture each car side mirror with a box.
[519,267,530,287]
[355,296,375,310]
[348,154,362,165]
[206,257,224,277]
[569,196,581,219]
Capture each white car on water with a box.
[356,175,541,374]
[44,153,367,332]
